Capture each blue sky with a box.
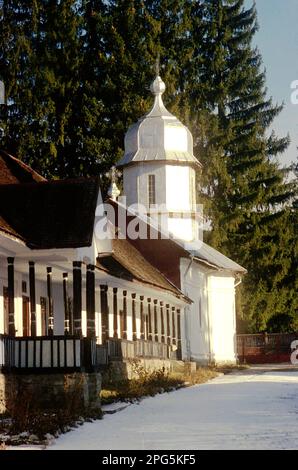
[247,0,298,166]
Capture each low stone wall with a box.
[0,371,101,415]
[104,358,197,382]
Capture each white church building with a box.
[114,74,247,365]
[0,74,246,385]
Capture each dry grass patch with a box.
[101,361,220,405]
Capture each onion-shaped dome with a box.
[117,75,201,168]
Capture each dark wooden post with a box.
[145,300,149,340]
[132,293,137,341]
[122,290,127,339]
[7,257,15,336]
[177,309,182,356]
[113,287,118,338]
[160,301,165,343]
[154,299,158,342]
[63,273,69,334]
[47,267,54,335]
[73,261,82,337]
[147,298,152,341]
[100,285,109,343]
[166,304,170,345]
[172,306,176,345]
[140,296,145,340]
[86,265,96,338]
[29,261,36,336]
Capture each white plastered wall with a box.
[180,258,237,365]
[123,163,166,209]
[123,163,197,241]
[180,258,210,363]
[207,274,237,364]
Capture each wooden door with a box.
[22,296,30,337]
[3,286,9,334]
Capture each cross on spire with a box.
[155,53,160,77]
[110,166,117,185]
[106,166,121,201]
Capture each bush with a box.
[266,313,298,333]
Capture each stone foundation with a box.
[103,358,197,382]
[0,371,101,415]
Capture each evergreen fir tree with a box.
[0,1,38,160]
[192,0,296,330]
[0,0,108,178]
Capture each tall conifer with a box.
[193,0,296,329]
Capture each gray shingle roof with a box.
[184,240,247,273]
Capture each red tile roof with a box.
[0,149,46,184]
[97,237,190,301]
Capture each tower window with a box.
[148,175,156,206]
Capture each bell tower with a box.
[117,74,201,242]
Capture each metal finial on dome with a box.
[150,75,166,97]
[147,74,170,117]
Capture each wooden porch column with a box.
[72,261,82,337]
[132,293,137,341]
[122,290,127,339]
[113,287,118,338]
[63,273,69,334]
[29,261,36,337]
[47,267,54,335]
[140,296,145,340]
[177,308,182,353]
[100,285,109,343]
[7,257,15,336]
[147,298,152,341]
[86,265,96,338]
[153,299,158,342]
[160,301,165,343]
[166,304,171,345]
[172,306,176,345]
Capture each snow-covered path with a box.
[50,368,298,450]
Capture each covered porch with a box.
[0,249,184,373]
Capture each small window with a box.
[148,174,156,206]
[22,281,27,293]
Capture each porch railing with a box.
[0,335,177,371]
[0,334,15,370]
[0,335,101,372]
[107,338,170,360]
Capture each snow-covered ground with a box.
[50,368,298,450]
